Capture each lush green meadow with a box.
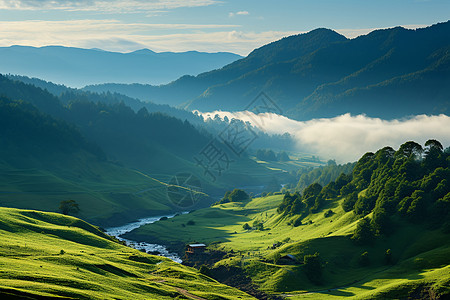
[0,207,254,299]
[0,157,175,226]
[126,192,450,299]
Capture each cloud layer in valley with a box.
[199,111,450,163]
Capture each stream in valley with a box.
[105,213,186,263]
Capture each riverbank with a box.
[105,213,187,263]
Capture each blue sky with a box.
[0,0,448,55]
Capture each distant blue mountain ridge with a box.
[0,45,242,88]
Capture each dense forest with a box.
[278,140,450,234]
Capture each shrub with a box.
[59,200,80,215]
[342,191,358,212]
[352,218,374,245]
[303,252,323,284]
[199,265,212,277]
[293,217,302,227]
[187,220,195,225]
[324,209,333,218]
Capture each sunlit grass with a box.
[0,207,254,299]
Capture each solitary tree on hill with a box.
[59,200,80,215]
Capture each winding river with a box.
[105,213,185,263]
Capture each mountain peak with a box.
[130,48,156,55]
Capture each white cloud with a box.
[0,0,220,12]
[229,10,249,17]
[0,20,294,54]
[198,111,450,163]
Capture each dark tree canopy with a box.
[59,200,80,215]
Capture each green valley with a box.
[125,141,450,299]
[0,14,449,300]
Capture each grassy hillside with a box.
[0,207,254,299]
[1,75,289,202]
[125,141,450,299]
[0,158,176,227]
[126,192,450,299]
[0,96,183,226]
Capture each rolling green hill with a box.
[0,96,180,226]
[124,140,450,299]
[0,75,293,226]
[0,207,253,299]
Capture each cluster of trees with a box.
[295,161,354,192]
[278,171,354,218]
[343,140,449,237]
[0,96,103,160]
[255,149,290,162]
[215,189,250,205]
[1,74,213,167]
[279,140,449,237]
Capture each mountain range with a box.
[85,21,450,120]
[0,46,242,87]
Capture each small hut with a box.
[278,254,298,265]
[186,244,206,254]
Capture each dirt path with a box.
[175,287,207,300]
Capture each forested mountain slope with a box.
[85,21,450,120]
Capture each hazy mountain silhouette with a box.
[85,28,346,106]
[0,46,242,88]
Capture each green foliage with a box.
[217,189,249,205]
[242,223,251,230]
[252,221,264,231]
[199,265,212,277]
[353,195,377,216]
[59,200,80,215]
[323,209,333,218]
[303,252,323,285]
[278,151,290,162]
[342,191,358,212]
[293,216,302,227]
[352,218,375,245]
[187,220,196,226]
[296,163,354,192]
[371,208,392,235]
[256,149,277,161]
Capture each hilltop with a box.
[0,207,253,299]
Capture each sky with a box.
[0,0,449,55]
